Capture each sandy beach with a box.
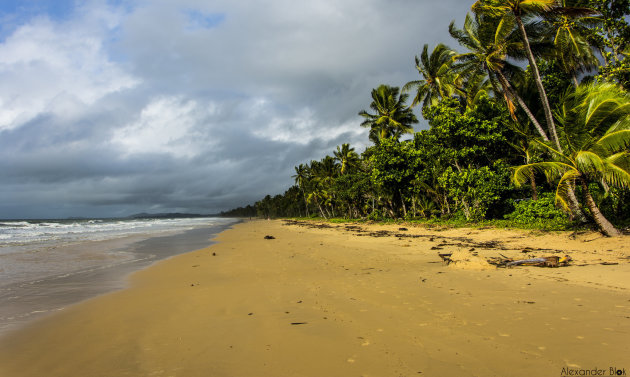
[0,219,628,377]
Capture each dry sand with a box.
[0,219,628,377]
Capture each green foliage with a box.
[369,138,425,218]
[332,170,372,218]
[586,0,630,89]
[439,162,513,221]
[537,60,574,107]
[220,204,257,218]
[369,139,422,193]
[421,97,513,167]
[504,192,572,229]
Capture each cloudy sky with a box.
[0,0,471,219]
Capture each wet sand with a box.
[0,224,236,335]
[0,219,628,377]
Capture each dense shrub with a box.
[504,193,572,230]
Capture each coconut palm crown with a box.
[403,43,460,110]
[513,83,630,236]
[359,85,418,144]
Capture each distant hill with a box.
[128,212,219,219]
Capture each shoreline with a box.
[0,219,628,376]
[0,220,239,336]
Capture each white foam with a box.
[0,217,229,252]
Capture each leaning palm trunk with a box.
[580,178,620,237]
[496,70,549,141]
[313,196,327,219]
[514,15,562,152]
[566,183,588,223]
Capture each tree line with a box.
[224,0,630,237]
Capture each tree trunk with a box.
[412,196,417,217]
[515,15,562,152]
[301,188,310,217]
[580,177,620,237]
[444,193,451,214]
[566,182,588,223]
[529,167,538,201]
[399,189,407,218]
[571,73,579,88]
[495,70,549,142]
[460,198,471,220]
[386,199,396,219]
[324,205,332,219]
[314,197,327,219]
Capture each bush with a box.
[504,193,572,230]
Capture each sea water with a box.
[0,217,239,335]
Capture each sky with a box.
[0,0,471,219]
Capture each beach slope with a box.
[0,220,628,377]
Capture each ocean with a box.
[0,217,239,335]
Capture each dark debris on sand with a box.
[281,219,570,256]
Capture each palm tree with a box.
[358,85,418,144]
[333,143,360,175]
[472,0,563,151]
[403,43,460,109]
[449,13,550,141]
[543,0,600,86]
[514,83,630,236]
[292,164,311,217]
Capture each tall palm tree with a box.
[358,85,418,144]
[403,43,460,109]
[472,0,563,150]
[292,164,311,217]
[333,143,360,175]
[449,13,550,141]
[514,83,630,236]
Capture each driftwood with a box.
[487,255,572,268]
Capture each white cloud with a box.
[113,96,215,158]
[253,106,364,145]
[0,8,138,130]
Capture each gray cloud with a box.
[0,0,471,218]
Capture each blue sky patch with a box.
[0,0,75,21]
[184,9,225,31]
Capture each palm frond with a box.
[513,161,574,186]
[596,129,630,153]
[601,152,630,188]
[575,150,605,176]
